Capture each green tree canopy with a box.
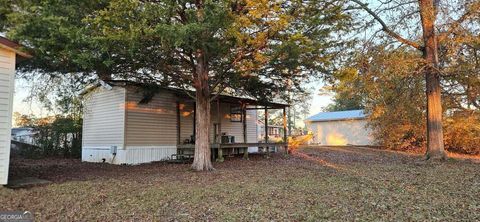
[2,0,352,170]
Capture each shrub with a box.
[15,114,82,158]
[444,111,480,155]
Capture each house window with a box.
[268,127,275,135]
[230,105,242,122]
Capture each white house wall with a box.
[307,119,374,146]
[0,48,15,184]
[81,87,126,164]
[125,90,259,162]
[125,90,259,143]
[210,104,257,143]
[246,109,258,152]
[179,102,194,143]
[123,89,259,160]
[125,89,177,145]
[210,104,258,153]
[123,88,178,163]
[246,110,257,143]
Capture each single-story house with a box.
[0,37,31,185]
[11,127,37,145]
[257,120,286,142]
[305,109,374,146]
[81,80,288,165]
[10,127,38,156]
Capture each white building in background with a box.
[11,127,37,145]
[0,37,31,185]
[305,109,374,146]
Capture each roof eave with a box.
[89,80,290,108]
[0,43,32,60]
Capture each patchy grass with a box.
[1,146,480,221]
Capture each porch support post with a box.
[283,107,288,154]
[264,106,269,156]
[243,104,248,159]
[216,98,224,162]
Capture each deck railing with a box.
[175,142,287,162]
[177,142,287,149]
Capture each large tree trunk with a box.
[191,50,214,171]
[419,0,446,160]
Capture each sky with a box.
[304,80,334,116]
[13,79,49,116]
[309,84,333,116]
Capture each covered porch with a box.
[173,93,289,162]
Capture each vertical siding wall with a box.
[246,109,258,143]
[123,88,260,163]
[210,103,257,143]
[307,119,374,146]
[179,102,194,142]
[0,48,14,184]
[124,88,178,163]
[82,87,126,164]
[125,89,258,144]
[125,89,177,145]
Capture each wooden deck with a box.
[177,142,287,149]
[175,142,288,162]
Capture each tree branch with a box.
[209,82,229,102]
[437,5,476,43]
[350,0,424,51]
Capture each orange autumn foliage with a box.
[288,133,314,151]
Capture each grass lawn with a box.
[1,146,479,221]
